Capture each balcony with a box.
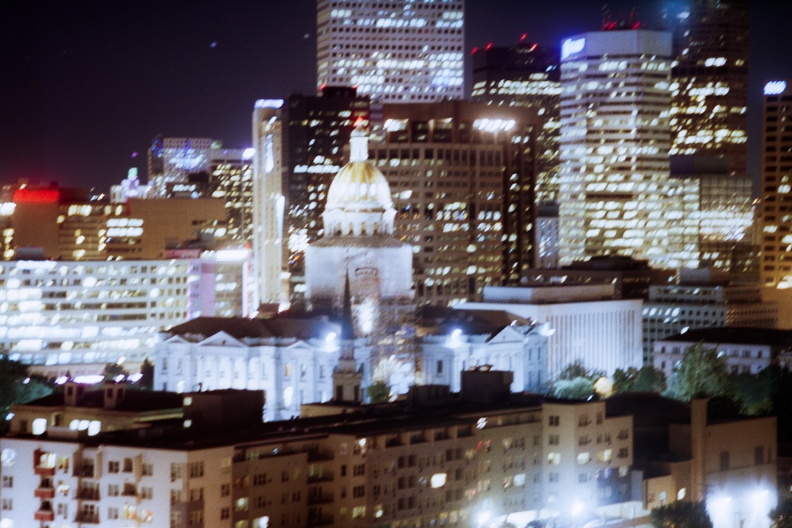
[75,513,100,524]
[34,510,55,522]
[76,488,100,500]
[121,484,137,497]
[73,465,95,478]
[307,515,334,526]
[307,494,334,505]
[34,465,56,477]
[34,486,55,499]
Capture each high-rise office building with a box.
[662,0,749,174]
[147,137,219,198]
[252,100,288,308]
[207,148,255,244]
[761,80,792,289]
[670,155,757,282]
[316,0,464,103]
[368,102,538,305]
[558,30,699,270]
[471,40,561,206]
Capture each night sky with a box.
[1,0,790,191]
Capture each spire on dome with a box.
[349,118,369,162]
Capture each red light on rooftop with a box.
[485,42,493,51]
[471,46,479,55]
[520,33,528,41]
[632,22,641,29]
[530,43,538,52]
[13,188,59,204]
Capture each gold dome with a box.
[325,161,393,211]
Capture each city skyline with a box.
[2,0,791,191]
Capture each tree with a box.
[0,357,53,435]
[366,380,391,403]
[558,361,604,381]
[633,366,667,394]
[667,343,734,401]
[770,497,792,528]
[103,362,129,382]
[552,377,594,400]
[733,371,773,416]
[612,367,639,394]
[650,500,713,528]
[138,358,154,390]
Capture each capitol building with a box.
[154,129,549,416]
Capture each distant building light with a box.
[242,147,256,159]
[765,81,787,95]
[213,249,250,262]
[561,37,585,60]
[473,118,516,133]
[73,375,105,384]
[255,99,284,109]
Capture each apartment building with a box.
[0,372,639,528]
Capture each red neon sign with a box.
[13,188,60,203]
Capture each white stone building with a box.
[459,285,643,379]
[652,326,792,379]
[642,269,778,360]
[154,309,549,420]
[304,128,414,335]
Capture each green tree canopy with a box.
[633,365,667,393]
[733,371,774,416]
[667,343,734,401]
[552,377,594,400]
[651,500,713,528]
[366,380,391,403]
[558,361,603,381]
[613,366,667,394]
[0,357,53,435]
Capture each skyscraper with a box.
[369,102,538,305]
[760,80,792,289]
[558,29,699,270]
[662,0,749,174]
[252,100,288,308]
[471,40,561,206]
[147,137,219,198]
[316,0,464,103]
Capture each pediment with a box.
[285,340,318,353]
[161,334,192,345]
[197,331,247,348]
[486,326,524,344]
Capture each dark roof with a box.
[166,315,340,341]
[30,391,547,451]
[659,327,792,347]
[20,386,184,412]
[415,305,528,336]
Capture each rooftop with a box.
[166,315,339,342]
[658,327,792,347]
